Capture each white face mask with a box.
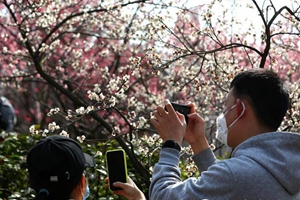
[216,102,245,146]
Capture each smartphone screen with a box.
[105,149,128,191]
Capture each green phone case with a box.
[105,149,128,191]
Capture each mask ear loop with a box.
[228,102,245,129]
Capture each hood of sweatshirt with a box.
[232,132,300,195]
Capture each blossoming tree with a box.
[0,0,299,198]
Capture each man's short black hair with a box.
[230,68,289,131]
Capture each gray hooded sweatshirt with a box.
[149,132,300,200]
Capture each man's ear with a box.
[80,174,87,193]
[235,99,245,117]
[69,174,87,198]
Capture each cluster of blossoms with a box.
[93,84,101,93]
[109,96,116,107]
[47,107,60,117]
[131,137,142,146]
[108,77,122,91]
[75,107,85,115]
[64,106,95,121]
[137,145,149,156]
[29,125,41,135]
[144,134,159,147]
[115,88,126,99]
[182,146,194,156]
[76,106,94,115]
[87,90,105,102]
[130,134,162,161]
[128,111,136,118]
[76,135,86,143]
[29,123,68,136]
[28,125,48,136]
[48,122,60,132]
[185,158,199,177]
[107,75,130,96]
[129,56,141,66]
[59,130,69,137]
[137,117,147,128]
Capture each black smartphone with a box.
[105,149,128,191]
[165,102,191,123]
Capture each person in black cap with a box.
[26,135,95,200]
[27,135,146,200]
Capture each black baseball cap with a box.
[26,135,95,192]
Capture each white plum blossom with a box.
[109,96,116,106]
[123,74,130,82]
[93,84,101,93]
[99,93,105,101]
[65,114,73,121]
[3,46,8,53]
[86,106,94,113]
[96,151,102,157]
[48,122,60,132]
[129,111,136,118]
[29,125,35,133]
[75,107,85,115]
[77,135,86,143]
[43,129,49,134]
[101,49,109,57]
[29,125,39,135]
[210,143,216,150]
[87,90,100,101]
[137,117,147,128]
[60,130,69,137]
[108,76,121,91]
[115,88,125,98]
[128,97,136,107]
[47,107,60,116]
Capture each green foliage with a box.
[0,132,40,199]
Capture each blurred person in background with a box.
[0,96,16,132]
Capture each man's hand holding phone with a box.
[150,100,189,145]
[182,102,209,155]
[151,100,209,155]
[165,102,191,124]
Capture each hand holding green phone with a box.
[105,149,128,191]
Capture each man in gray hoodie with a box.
[150,68,300,199]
